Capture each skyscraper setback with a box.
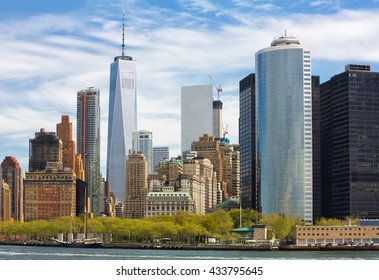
[77,87,101,216]
[256,35,313,222]
[107,20,137,203]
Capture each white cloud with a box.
[1,2,379,173]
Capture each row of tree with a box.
[0,210,356,243]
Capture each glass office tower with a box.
[256,35,313,222]
[77,87,101,216]
[107,53,137,203]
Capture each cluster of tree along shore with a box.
[0,210,357,244]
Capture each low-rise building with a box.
[294,225,379,245]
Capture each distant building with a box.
[24,162,76,222]
[213,100,223,138]
[132,130,153,174]
[158,158,183,184]
[320,64,379,219]
[191,134,227,199]
[56,115,76,171]
[0,180,12,222]
[181,85,213,155]
[294,225,379,246]
[124,153,148,219]
[239,73,259,211]
[183,157,217,212]
[152,146,169,173]
[77,87,101,216]
[1,156,23,222]
[29,128,62,172]
[145,183,195,217]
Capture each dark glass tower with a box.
[320,64,379,219]
[239,73,259,211]
[312,76,321,221]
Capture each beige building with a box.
[145,184,195,217]
[0,180,12,222]
[191,134,240,200]
[220,143,240,199]
[24,162,76,222]
[294,225,379,245]
[158,158,183,183]
[183,157,217,211]
[124,153,148,219]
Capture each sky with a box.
[1,0,379,175]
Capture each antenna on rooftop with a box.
[122,11,125,59]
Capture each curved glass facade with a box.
[256,40,313,222]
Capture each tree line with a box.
[0,210,356,243]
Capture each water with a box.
[1,245,379,260]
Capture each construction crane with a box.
[222,124,228,138]
[208,74,222,100]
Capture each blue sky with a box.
[1,0,379,174]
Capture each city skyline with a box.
[1,0,379,176]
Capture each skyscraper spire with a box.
[122,11,125,59]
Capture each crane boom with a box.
[208,74,222,100]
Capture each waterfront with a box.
[1,245,379,260]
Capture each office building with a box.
[77,87,101,216]
[56,115,76,171]
[107,23,137,203]
[1,156,23,222]
[191,134,227,199]
[124,153,147,219]
[311,76,321,221]
[181,85,213,155]
[239,73,259,211]
[29,128,62,172]
[213,100,223,138]
[0,180,11,222]
[320,64,379,219]
[24,162,76,222]
[152,146,169,173]
[158,158,183,184]
[256,35,313,222]
[132,130,153,174]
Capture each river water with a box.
[1,245,379,260]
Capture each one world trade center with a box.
[107,18,137,204]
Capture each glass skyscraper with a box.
[320,64,379,219]
[256,36,313,222]
[239,73,259,211]
[107,53,137,203]
[77,87,101,216]
[132,130,153,174]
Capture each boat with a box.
[52,208,103,248]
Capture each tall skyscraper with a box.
[152,146,169,172]
[256,35,313,222]
[213,100,223,139]
[320,64,379,219]
[77,87,101,216]
[56,115,76,171]
[181,85,213,155]
[239,73,259,211]
[132,130,153,174]
[311,76,321,221]
[107,19,137,203]
[29,128,62,172]
[124,153,147,219]
[1,156,23,222]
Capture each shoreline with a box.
[1,240,379,251]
